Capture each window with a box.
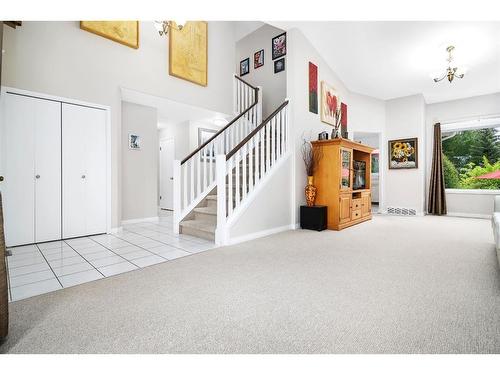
[442,119,500,190]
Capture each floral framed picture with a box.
[320,81,340,126]
[272,32,286,60]
[388,138,418,169]
[254,49,264,69]
[128,133,141,150]
[274,58,285,73]
[240,57,250,76]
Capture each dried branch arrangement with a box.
[301,139,323,176]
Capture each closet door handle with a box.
[81,175,86,179]
[35,175,40,179]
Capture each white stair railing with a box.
[173,75,261,233]
[216,100,290,245]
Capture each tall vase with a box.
[305,176,317,207]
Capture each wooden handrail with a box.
[181,77,258,165]
[234,75,259,91]
[226,100,289,161]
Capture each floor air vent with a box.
[387,207,417,216]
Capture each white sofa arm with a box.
[495,196,500,213]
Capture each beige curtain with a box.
[428,123,447,215]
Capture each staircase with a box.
[173,74,290,245]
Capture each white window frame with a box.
[441,115,500,194]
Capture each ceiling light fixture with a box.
[154,21,185,37]
[433,45,465,83]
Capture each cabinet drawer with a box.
[351,209,362,220]
[352,199,362,210]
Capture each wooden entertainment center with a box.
[312,138,375,230]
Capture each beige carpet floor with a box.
[1,215,499,353]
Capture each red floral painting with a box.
[320,81,340,125]
[309,62,318,114]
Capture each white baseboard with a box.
[446,212,492,220]
[228,224,295,245]
[109,226,123,234]
[121,216,159,225]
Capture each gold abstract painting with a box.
[80,21,139,49]
[169,21,208,86]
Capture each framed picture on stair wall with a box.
[272,32,286,60]
[198,128,217,162]
[240,57,250,76]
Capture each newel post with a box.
[173,160,181,234]
[215,154,227,246]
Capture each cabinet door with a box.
[62,104,106,238]
[340,148,352,190]
[361,192,371,217]
[339,194,351,224]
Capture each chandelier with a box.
[154,21,185,37]
[433,45,465,83]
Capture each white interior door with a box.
[62,103,106,238]
[159,138,174,210]
[1,94,36,246]
[1,93,61,247]
[34,98,62,243]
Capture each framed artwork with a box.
[198,128,218,162]
[320,81,340,126]
[341,102,348,137]
[388,138,418,169]
[274,58,285,73]
[169,21,208,86]
[272,32,286,60]
[308,62,318,114]
[240,58,250,76]
[254,49,264,69]
[80,21,139,49]
[128,133,141,150]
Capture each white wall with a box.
[229,157,293,240]
[286,28,386,224]
[384,95,426,215]
[425,92,500,217]
[121,101,158,221]
[235,24,287,117]
[1,21,238,229]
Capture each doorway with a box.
[159,138,175,210]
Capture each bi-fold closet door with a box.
[1,92,107,247]
[1,93,61,246]
[62,103,107,238]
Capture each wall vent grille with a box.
[387,207,417,216]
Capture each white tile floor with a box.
[5,211,216,302]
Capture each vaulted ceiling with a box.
[273,21,500,103]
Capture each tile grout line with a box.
[123,221,209,244]
[116,227,208,254]
[63,240,106,278]
[35,244,64,288]
[106,232,172,264]
[87,236,143,268]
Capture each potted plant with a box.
[301,139,323,206]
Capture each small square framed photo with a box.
[240,58,250,76]
[254,49,264,69]
[274,58,285,74]
[128,133,141,150]
[272,32,286,60]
